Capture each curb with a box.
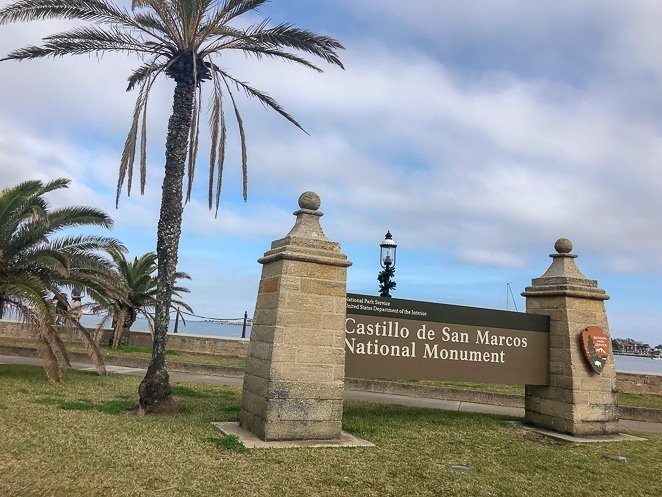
[0,345,35,358]
[345,377,524,407]
[619,406,662,424]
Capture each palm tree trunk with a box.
[138,77,196,414]
[119,308,137,346]
[113,306,137,349]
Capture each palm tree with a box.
[0,178,123,381]
[0,0,344,413]
[101,248,192,349]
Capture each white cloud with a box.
[223,43,662,272]
[182,199,292,239]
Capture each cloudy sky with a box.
[0,0,661,345]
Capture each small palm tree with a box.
[0,0,344,413]
[0,178,123,381]
[101,248,192,349]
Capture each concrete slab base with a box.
[515,422,646,442]
[212,422,375,449]
[80,365,145,374]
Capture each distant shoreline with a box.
[614,352,661,359]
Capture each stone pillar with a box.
[239,192,352,441]
[522,238,619,436]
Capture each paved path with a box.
[2,354,661,434]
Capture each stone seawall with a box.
[617,372,662,396]
[0,320,247,358]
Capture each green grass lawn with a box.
[108,344,245,368]
[398,379,525,395]
[620,393,662,410]
[0,365,661,497]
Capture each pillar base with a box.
[524,411,620,436]
[517,422,644,442]
[213,422,374,449]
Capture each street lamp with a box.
[380,230,397,269]
[378,231,397,297]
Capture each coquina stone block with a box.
[522,238,619,436]
[239,192,351,441]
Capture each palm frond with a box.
[127,61,165,91]
[221,77,248,201]
[170,299,193,313]
[173,270,191,280]
[47,324,72,368]
[2,299,41,326]
[3,25,158,61]
[92,312,113,343]
[39,177,71,194]
[185,87,202,203]
[219,0,267,23]
[208,63,227,215]
[118,59,166,203]
[133,0,184,48]
[0,0,134,26]
[46,205,114,230]
[36,332,61,382]
[195,0,263,39]
[133,11,171,37]
[1,276,53,321]
[142,310,155,338]
[215,104,227,216]
[140,90,149,194]
[207,81,220,209]
[230,21,345,68]
[235,45,323,72]
[20,250,69,277]
[0,179,65,234]
[71,319,107,375]
[119,91,142,202]
[217,66,307,133]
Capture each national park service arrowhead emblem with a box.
[580,326,610,374]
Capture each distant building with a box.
[612,337,655,356]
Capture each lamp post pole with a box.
[378,231,397,298]
[241,311,248,339]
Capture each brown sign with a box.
[580,326,610,374]
[345,293,550,385]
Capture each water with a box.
[79,315,251,339]
[79,315,661,375]
[614,354,662,375]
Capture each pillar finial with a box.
[298,191,321,211]
[554,237,572,254]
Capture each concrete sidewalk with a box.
[2,354,661,434]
